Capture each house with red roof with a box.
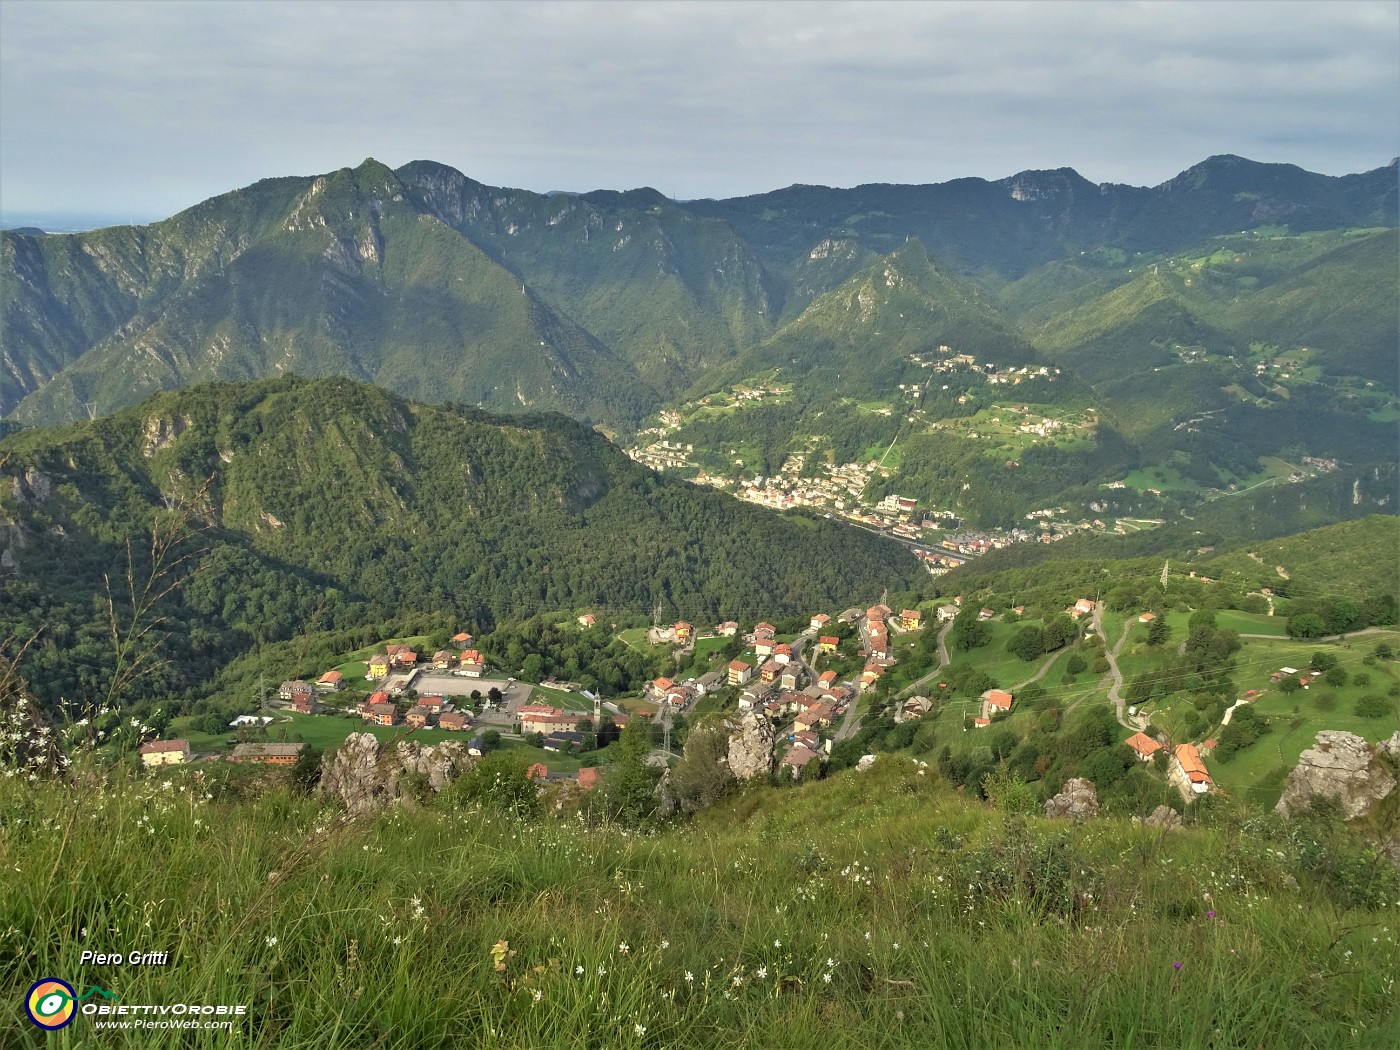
[1125,732,1163,761]
[979,689,1014,722]
[1174,744,1213,794]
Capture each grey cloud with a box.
[1,0,1395,219]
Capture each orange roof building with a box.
[1125,732,1163,761]
[1174,744,1213,794]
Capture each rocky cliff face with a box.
[1045,778,1099,820]
[319,732,474,816]
[1275,731,1398,821]
[723,712,775,781]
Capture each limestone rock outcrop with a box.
[1143,804,1183,830]
[319,732,474,816]
[1045,777,1099,820]
[723,711,775,780]
[1275,731,1397,821]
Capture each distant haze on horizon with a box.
[2,0,1396,225]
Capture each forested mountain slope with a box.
[0,376,920,709]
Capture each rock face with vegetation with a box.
[1045,777,1099,819]
[1142,804,1184,830]
[1275,731,1398,821]
[724,711,775,780]
[319,732,474,816]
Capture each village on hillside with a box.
[135,559,1400,812]
[622,347,1171,574]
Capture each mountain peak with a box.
[998,167,1096,201]
[580,186,672,209]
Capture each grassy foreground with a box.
[3,758,1398,1049]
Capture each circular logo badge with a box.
[26,978,77,1030]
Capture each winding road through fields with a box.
[1093,605,1134,728]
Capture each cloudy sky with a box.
[2,0,1396,224]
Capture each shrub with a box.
[446,749,539,816]
[1354,695,1390,719]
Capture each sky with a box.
[1,0,1396,225]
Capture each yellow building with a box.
[139,740,191,767]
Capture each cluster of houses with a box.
[1269,665,1317,690]
[355,691,474,733]
[513,701,644,755]
[1126,731,1214,795]
[646,669,725,714]
[363,636,487,681]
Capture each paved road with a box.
[895,620,954,700]
[788,634,817,686]
[1093,605,1134,728]
[834,616,875,743]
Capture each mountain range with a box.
[2,154,1395,529]
[4,155,1394,419]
